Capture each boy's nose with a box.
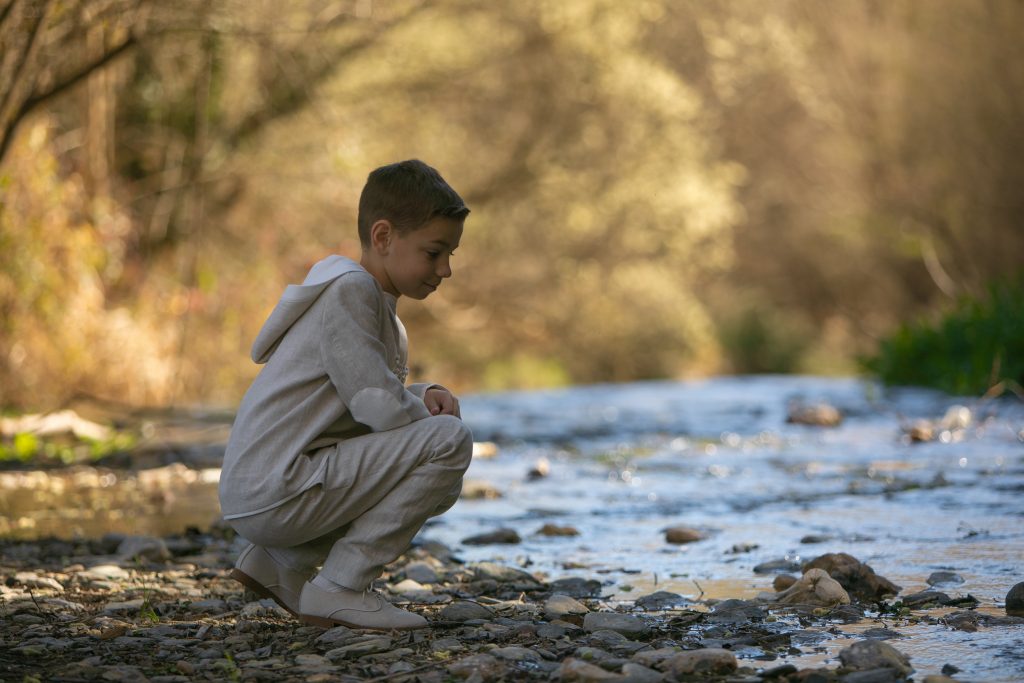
[438,258,452,278]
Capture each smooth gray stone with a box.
[583,612,649,637]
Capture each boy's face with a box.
[379,216,463,300]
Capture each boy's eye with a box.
[426,251,440,259]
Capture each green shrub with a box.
[865,277,1024,395]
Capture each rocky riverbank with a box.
[3,530,1021,683]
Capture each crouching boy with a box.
[218,160,472,630]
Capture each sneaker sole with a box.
[229,568,299,617]
[299,613,428,631]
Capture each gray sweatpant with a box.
[228,414,472,589]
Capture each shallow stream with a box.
[2,376,1022,679]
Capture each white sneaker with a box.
[299,581,428,630]
[230,544,309,616]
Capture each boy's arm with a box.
[321,275,431,431]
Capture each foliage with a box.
[0,121,179,408]
[2,0,1024,409]
[0,426,136,466]
[865,278,1024,395]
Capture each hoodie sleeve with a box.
[407,382,444,399]
[320,273,432,431]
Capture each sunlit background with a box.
[3,0,1023,411]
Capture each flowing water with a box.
[2,376,1022,679]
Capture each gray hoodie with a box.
[219,255,435,519]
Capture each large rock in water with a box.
[802,553,901,602]
[775,568,851,606]
[1006,582,1024,616]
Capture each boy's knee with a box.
[426,415,473,468]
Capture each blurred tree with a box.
[3,0,1023,409]
[673,0,1024,373]
[236,0,741,388]
[1,0,433,408]
[0,0,144,163]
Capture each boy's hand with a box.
[424,387,461,418]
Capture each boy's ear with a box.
[369,220,394,253]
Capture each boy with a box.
[218,160,473,630]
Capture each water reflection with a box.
[0,464,221,539]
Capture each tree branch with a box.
[0,0,18,30]
[223,3,428,151]
[0,0,53,125]
[0,33,136,163]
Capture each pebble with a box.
[545,593,590,619]
[431,637,465,654]
[293,653,331,668]
[403,560,440,584]
[861,628,904,640]
[461,480,502,500]
[664,526,703,544]
[240,599,291,619]
[583,612,649,637]
[186,598,227,613]
[665,648,738,675]
[727,542,759,554]
[800,534,834,544]
[537,523,580,536]
[117,535,171,562]
[754,558,802,574]
[707,599,765,624]
[901,590,950,608]
[462,528,521,545]
[490,646,542,663]
[619,662,663,683]
[537,623,570,638]
[102,599,146,614]
[83,564,131,581]
[99,664,149,682]
[14,571,64,591]
[448,653,505,681]
[926,571,964,586]
[773,574,798,591]
[1006,581,1024,616]
[942,610,980,632]
[631,646,681,669]
[838,639,913,676]
[635,590,687,611]
[324,635,393,660]
[558,657,622,681]
[551,576,603,598]
[786,402,842,427]
[315,626,354,646]
[841,670,906,683]
[470,562,542,586]
[774,567,851,606]
[440,600,496,622]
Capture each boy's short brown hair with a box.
[357,160,469,247]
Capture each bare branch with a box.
[0,0,54,126]
[0,0,18,30]
[0,33,136,163]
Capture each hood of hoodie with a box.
[251,255,366,363]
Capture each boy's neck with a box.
[359,252,397,299]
